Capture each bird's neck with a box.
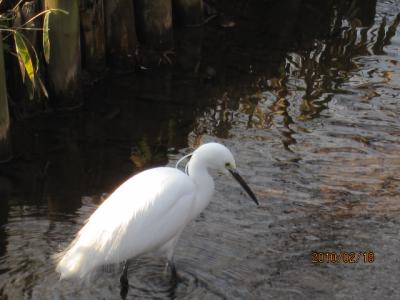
[188,158,215,217]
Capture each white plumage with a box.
[55,142,259,282]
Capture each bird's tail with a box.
[53,243,94,280]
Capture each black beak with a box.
[228,169,259,206]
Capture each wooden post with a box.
[350,0,377,27]
[80,0,107,72]
[0,32,12,162]
[21,1,41,48]
[0,0,20,11]
[134,0,173,49]
[104,0,137,69]
[173,0,203,26]
[174,27,203,73]
[43,0,81,108]
[172,0,204,73]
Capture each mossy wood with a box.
[173,0,203,26]
[0,32,12,162]
[104,0,137,68]
[135,0,173,49]
[43,0,81,107]
[20,1,41,48]
[80,0,106,72]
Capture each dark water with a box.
[1,0,400,299]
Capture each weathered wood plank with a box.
[173,0,203,26]
[43,0,82,108]
[104,0,137,69]
[135,0,173,49]
[80,0,106,72]
[0,32,12,162]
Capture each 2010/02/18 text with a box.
[311,251,375,264]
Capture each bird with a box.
[54,142,259,290]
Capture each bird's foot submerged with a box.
[120,261,129,298]
[165,260,179,281]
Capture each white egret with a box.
[54,142,258,290]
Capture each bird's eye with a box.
[225,162,231,168]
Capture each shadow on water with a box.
[0,176,10,259]
[1,0,400,299]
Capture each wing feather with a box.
[55,167,195,279]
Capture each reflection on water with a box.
[1,0,400,299]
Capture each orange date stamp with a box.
[311,251,375,264]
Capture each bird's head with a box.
[193,142,236,173]
[191,143,259,205]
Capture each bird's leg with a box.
[165,258,179,285]
[165,258,177,275]
[120,260,129,290]
[160,233,181,280]
[164,245,179,281]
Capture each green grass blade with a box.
[14,31,35,87]
[37,76,49,98]
[14,38,25,81]
[43,11,50,64]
